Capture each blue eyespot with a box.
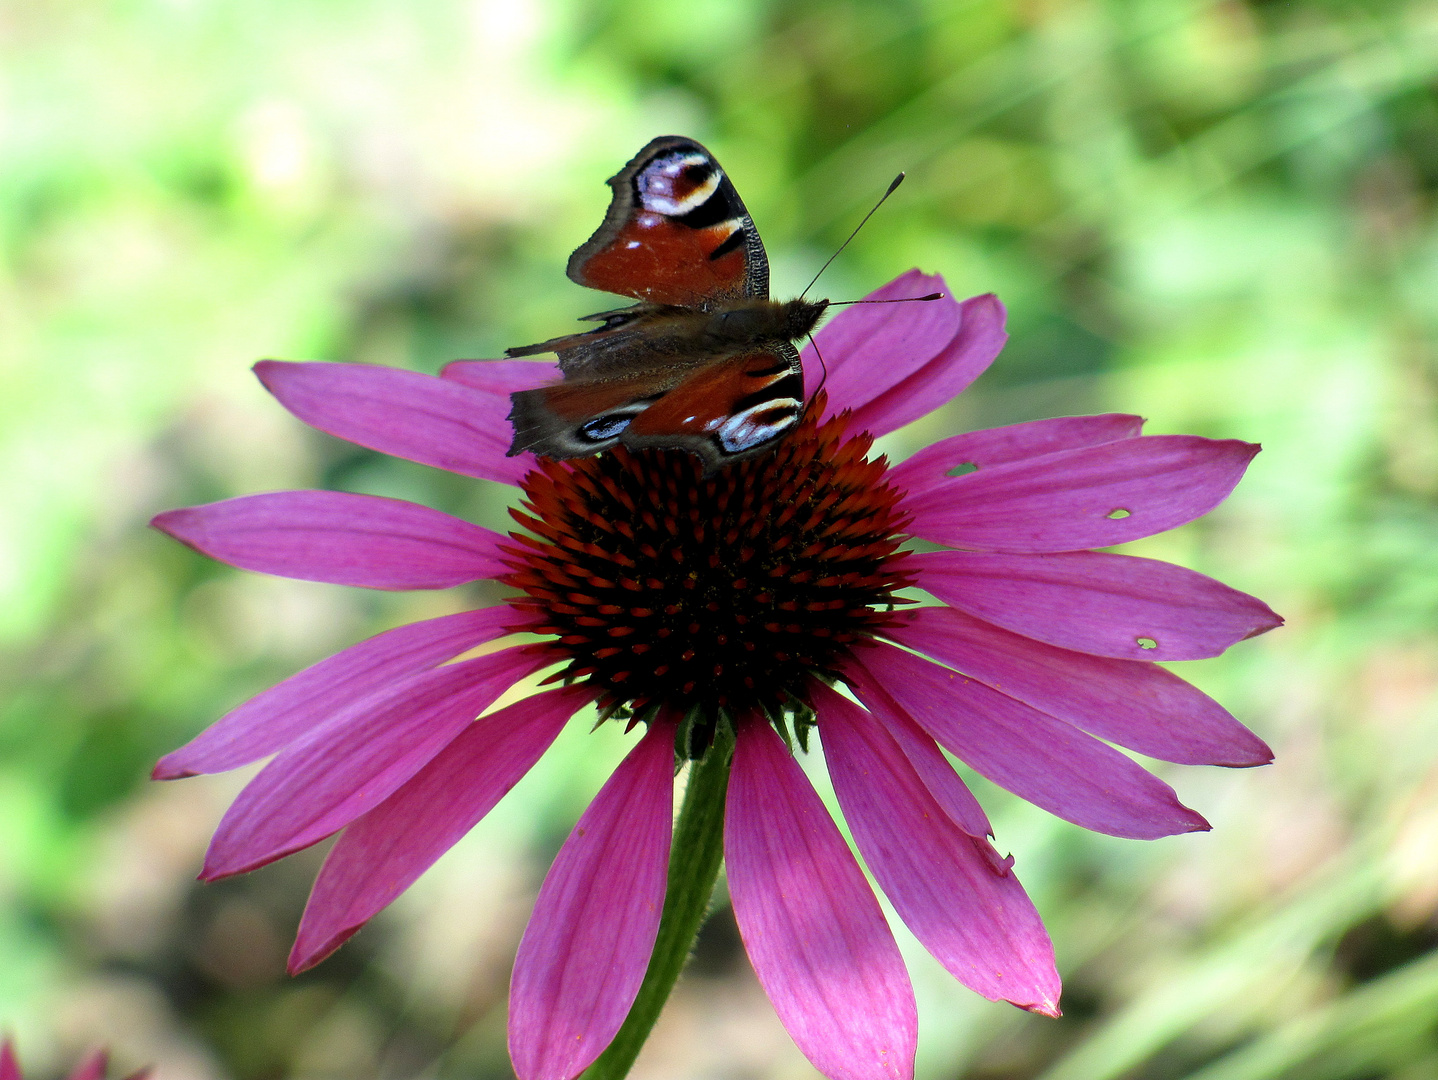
[582,415,632,442]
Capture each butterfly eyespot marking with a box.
[581,415,634,442]
[639,153,722,216]
[716,399,802,452]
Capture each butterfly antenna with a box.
[800,172,906,299]
[807,331,829,405]
[828,292,945,306]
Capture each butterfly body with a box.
[506,137,828,472]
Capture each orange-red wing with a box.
[567,136,769,308]
[624,349,804,469]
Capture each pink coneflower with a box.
[0,1041,148,1080]
[152,270,1280,1080]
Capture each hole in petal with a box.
[1106,508,1131,519]
[1136,636,1158,650]
[946,461,979,477]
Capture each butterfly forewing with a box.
[567,137,770,307]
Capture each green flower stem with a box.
[581,723,734,1080]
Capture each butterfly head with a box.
[779,297,830,342]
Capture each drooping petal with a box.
[913,550,1283,661]
[810,676,990,839]
[848,644,1209,840]
[152,491,506,589]
[726,719,916,1080]
[441,358,562,394]
[292,685,588,973]
[255,360,531,486]
[0,1043,17,1080]
[889,606,1272,767]
[841,294,1008,437]
[813,683,1060,1015]
[155,606,534,779]
[902,435,1260,553]
[801,270,960,421]
[508,715,677,1080]
[888,413,1144,496]
[201,647,549,879]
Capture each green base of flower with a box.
[580,720,734,1080]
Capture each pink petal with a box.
[201,646,549,879]
[152,491,506,590]
[63,1056,108,1080]
[155,606,532,779]
[844,294,1008,437]
[726,719,916,1080]
[441,358,562,394]
[256,360,534,486]
[847,645,1209,840]
[810,676,990,839]
[0,1043,16,1080]
[913,550,1283,661]
[291,685,588,973]
[902,435,1260,553]
[801,270,960,421]
[508,715,677,1080]
[888,414,1144,496]
[813,683,1060,1015]
[889,606,1272,767]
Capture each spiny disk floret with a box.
[503,404,911,717]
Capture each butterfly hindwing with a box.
[567,136,770,307]
[509,347,804,473]
[508,369,683,460]
[624,347,804,467]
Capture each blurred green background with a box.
[3,0,1438,1076]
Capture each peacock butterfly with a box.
[504,136,829,473]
